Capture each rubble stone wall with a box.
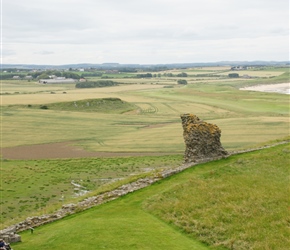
[1,110,288,244]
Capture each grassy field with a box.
[10,98,137,114]
[145,143,290,250]
[0,155,183,226]
[11,143,290,250]
[1,68,289,152]
[1,66,289,249]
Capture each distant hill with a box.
[2,61,289,70]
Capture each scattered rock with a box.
[0,227,21,243]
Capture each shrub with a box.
[177,79,187,85]
[228,73,239,78]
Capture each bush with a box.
[177,72,187,77]
[228,73,239,78]
[177,79,187,85]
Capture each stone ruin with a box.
[181,114,228,163]
[0,165,198,241]
[1,114,229,243]
[0,227,21,243]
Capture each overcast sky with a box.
[1,0,289,65]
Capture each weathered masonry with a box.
[181,114,228,163]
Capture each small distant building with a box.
[79,78,86,82]
[79,68,85,72]
[25,76,33,80]
[231,66,247,71]
[13,76,21,79]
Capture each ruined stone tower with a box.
[181,114,228,163]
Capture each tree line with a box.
[75,80,119,88]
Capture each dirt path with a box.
[0,142,176,160]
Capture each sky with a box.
[1,0,289,65]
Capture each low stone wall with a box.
[0,176,161,238]
[1,136,288,243]
[0,229,21,243]
[0,160,209,240]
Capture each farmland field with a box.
[1,67,289,154]
[0,65,289,249]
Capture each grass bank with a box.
[145,143,290,249]
[12,143,290,249]
[0,155,182,226]
[20,97,137,114]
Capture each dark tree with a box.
[177,79,187,85]
[228,73,239,78]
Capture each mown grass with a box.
[0,155,183,226]
[1,70,289,152]
[11,143,290,250]
[145,143,290,250]
[15,197,209,250]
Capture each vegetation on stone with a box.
[181,114,228,163]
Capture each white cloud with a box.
[34,50,55,55]
[2,0,289,64]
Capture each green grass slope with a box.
[145,143,290,249]
[0,155,182,226]
[12,97,137,114]
[13,143,290,250]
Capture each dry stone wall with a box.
[0,171,184,242]
[1,109,288,245]
[181,114,228,163]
